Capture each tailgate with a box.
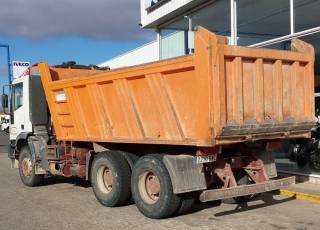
[194,26,315,146]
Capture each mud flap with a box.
[163,155,207,194]
[252,148,277,178]
[85,151,95,181]
[28,136,49,172]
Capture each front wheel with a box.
[131,154,181,219]
[18,146,44,187]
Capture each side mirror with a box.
[1,94,8,108]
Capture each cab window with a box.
[13,82,23,110]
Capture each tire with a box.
[176,192,196,215]
[91,151,131,207]
[296,145,309,168]
[18,146,44,187]
[118,151,139,204]
[131,154,181,219]
[5,127,9,133]
[118,151,139,171]
[221,170,252,204]
[309,151,320,173]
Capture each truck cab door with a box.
[10,77,32,140]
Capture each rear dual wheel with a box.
[91,152,195,218]
[91,151,132,207]
[176,192,196,215]
[131,154,182,219]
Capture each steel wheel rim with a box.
[97,165,113,194]
[138,170,160,204]
[21,156,32,178]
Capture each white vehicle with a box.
[0,115,10,133]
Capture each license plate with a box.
[194,154,217,164]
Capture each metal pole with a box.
[234,0,237,45]
[230,0,234,45]
[6,45,11,83]
[0,44,11,83]
[249,26,320,48]
[157,29,161,61]
[189,14,193,54]
[230,0,237,45]
[290,0,295,34]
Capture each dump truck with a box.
[2,26,315,219]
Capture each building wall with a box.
[99,31,285,68]
[160,31,186,59]
[141,0,191,27]
[98,40,158,69]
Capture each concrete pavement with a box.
[0,132,320,230]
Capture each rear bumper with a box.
[199,176,295,202]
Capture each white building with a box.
[99,0,320,180]
[100,0,320,73]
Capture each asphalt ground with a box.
[0,131,319,230]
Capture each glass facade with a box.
[159,0,320,177]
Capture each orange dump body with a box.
[34,26,315,147]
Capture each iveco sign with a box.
[13,62,30,67]
[145,0,167,10]
[11,61,30,79]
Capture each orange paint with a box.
[33,26,315,147]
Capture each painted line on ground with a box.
[271,189,320,204]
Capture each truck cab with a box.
[2,74,48,162]
[7,76,33,137]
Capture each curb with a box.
[271,189,320,204]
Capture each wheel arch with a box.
[14,133,38,168]
[14,132,32,159]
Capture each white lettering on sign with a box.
[13,62,30,67]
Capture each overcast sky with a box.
[0,0,152,41]
[0,0,155,84]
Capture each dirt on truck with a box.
[3,26,315,219]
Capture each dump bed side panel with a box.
[193,26,315,146]
[35,56,198,145]
[35,26,315,147]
